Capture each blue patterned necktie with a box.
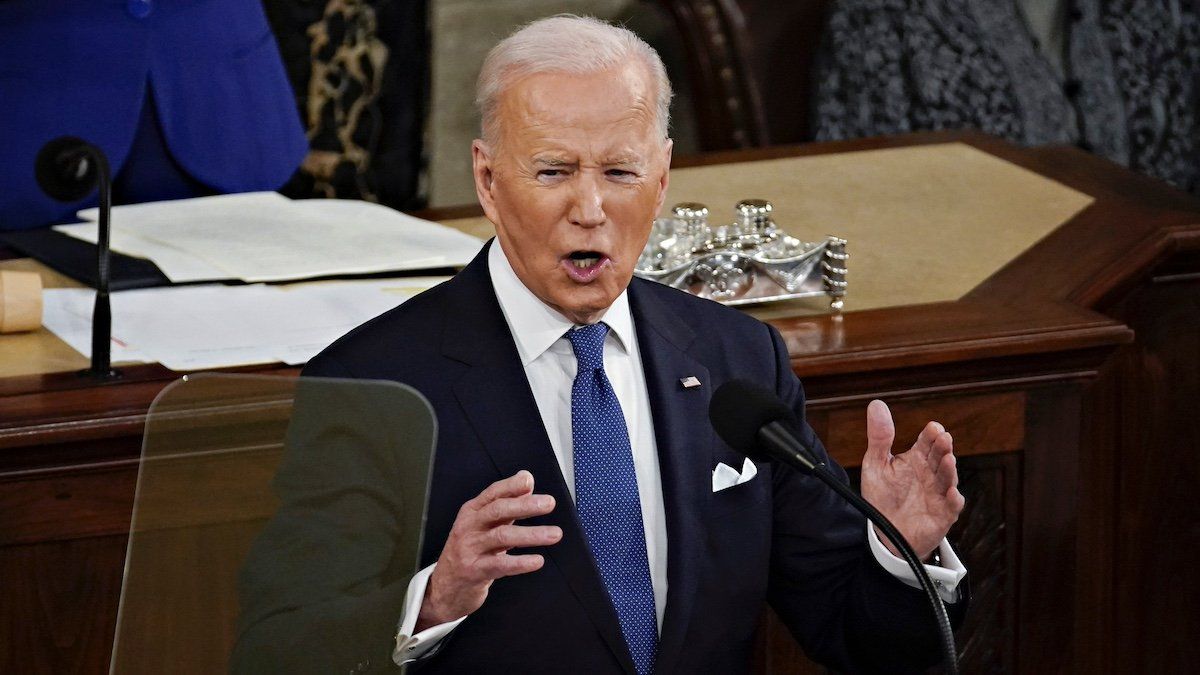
[566,322,658,675]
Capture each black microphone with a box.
[709,379,958,675]
[35,137,119,380]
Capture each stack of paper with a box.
[55,193,485,283]
[41,277,450,371]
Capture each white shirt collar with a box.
[487,240,635,366]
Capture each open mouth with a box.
[568,251,602,268]
[562,250,610,282]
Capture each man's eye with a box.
[607,169,636,179]
[537,169,567,180]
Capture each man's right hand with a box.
[416,470,562,631]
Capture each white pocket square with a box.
[712,457,758,492]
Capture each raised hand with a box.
[417,470,563,630]
[859,400,965,561]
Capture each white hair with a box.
[476,14,673,145]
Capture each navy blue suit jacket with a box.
[237,243,963,674]
[0,0,307,230]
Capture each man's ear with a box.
[472,139,501,225]
[653,138,674,215]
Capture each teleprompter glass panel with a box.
[109,373,436,674]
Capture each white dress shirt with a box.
[392,242,966,665]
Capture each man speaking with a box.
[236,15,968,674]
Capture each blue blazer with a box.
[235,242,965,674]
[0,0,307,230]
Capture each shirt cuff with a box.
[866,524,967,604]
[392,563,467,665]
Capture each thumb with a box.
[865,399,895,464]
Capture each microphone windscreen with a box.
[709,379,795,456]
[35,136,97,202]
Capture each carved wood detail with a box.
[656,0,769,150]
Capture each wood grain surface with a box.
[2,131,1197,673]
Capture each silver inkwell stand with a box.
[635,199,848,310]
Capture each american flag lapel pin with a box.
[680,376,702,389]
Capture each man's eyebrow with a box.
[531,156,574,166]
[604,154,645,166]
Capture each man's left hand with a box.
[859,399,965,561]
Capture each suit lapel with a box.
[442,245,638,674]
[629,281,712,675]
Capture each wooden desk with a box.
[2,132,1197,673]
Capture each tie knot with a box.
[566,322,608,371]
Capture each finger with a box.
[496,550,544,576]
[467,470,536,511]
[935,443,958,492]
[928,430,954,475]
[478,493,557,525]
[864,399,895,465]
[478,524,563,553]
[909,420,944,462]
[946,486,966,515]
[480,550,549,576]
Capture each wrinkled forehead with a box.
[493,62,662,151]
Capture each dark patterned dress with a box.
[813,0,1200,195]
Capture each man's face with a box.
[472,63,672,324]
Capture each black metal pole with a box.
[88,147,117,379]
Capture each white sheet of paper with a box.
[59,193,483,283]
[49,223,230,283]
[41,276,449,371]
[75,192,293,223]
[39,290,154,364]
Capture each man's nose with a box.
[568,173,606,227]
